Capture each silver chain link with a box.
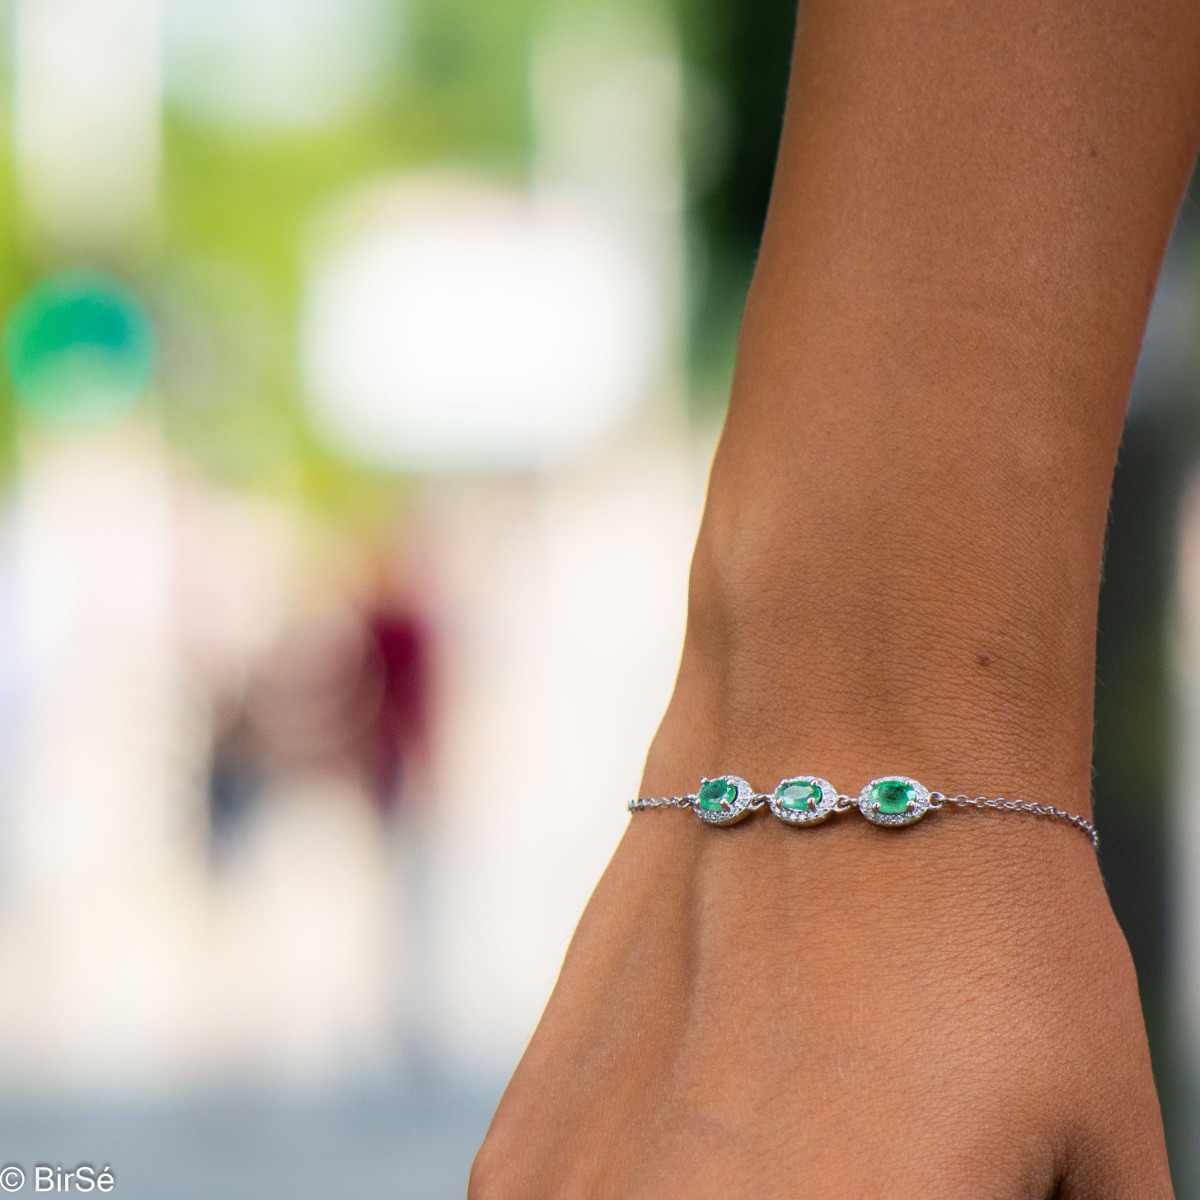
[627,794,695,811]
[629,786,1098,847]
[926,791,1098,847]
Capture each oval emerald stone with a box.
[776,780,820,812]
[871,779,917,815]
[697,777,738,812]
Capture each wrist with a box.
[620,779,1110,972]
[644,463,1098,814]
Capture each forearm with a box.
[651,0,1200,809]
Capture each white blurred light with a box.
[14,0,161,252]
[533,13,685,214]
[301,181,663,471]
[529,10,689,437]
[423,454,707,1070]
[165,0,400,130]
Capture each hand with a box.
[471,794,1169,1198]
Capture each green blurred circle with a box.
[3,272,155,422]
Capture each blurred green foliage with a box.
[0,0,791,503]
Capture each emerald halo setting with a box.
[693,775,756,825]
[857,775,931,827]
[628,773,1098,847]
[768,776,836,825]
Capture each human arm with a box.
[472,1,1200,1195]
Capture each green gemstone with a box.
[871,779,918,815]
[697,777,738,812]
[776,780,821,812]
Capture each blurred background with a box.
[0,0,1197,1195]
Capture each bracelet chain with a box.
[628,787,1098,847]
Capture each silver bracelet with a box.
[629,774,1098,848]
